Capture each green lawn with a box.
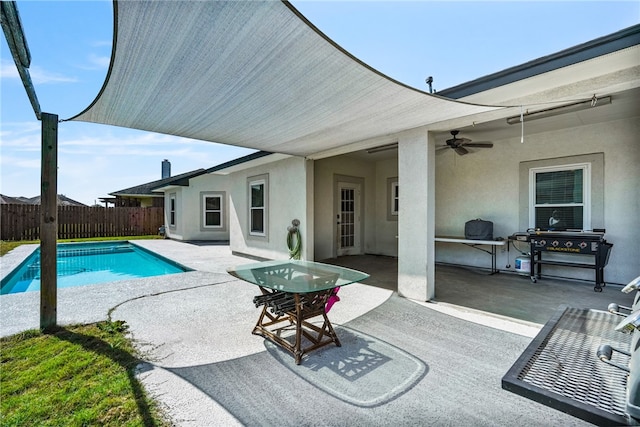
[1,235,170,426]
[0,321,170,426]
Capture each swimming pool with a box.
[1,241,191,295]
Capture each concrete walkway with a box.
[1,240,591,426]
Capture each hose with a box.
[287,219,302,260]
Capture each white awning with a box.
[69,1,503,157]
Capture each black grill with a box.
[503,306,634,425]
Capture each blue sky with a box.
[1,1,638,206]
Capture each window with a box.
[387,177,399,221]
[169,194,176,226]
[248,175,268,237]
[391,181,399,216]
[530,163,590,230]
[202,193,223,229]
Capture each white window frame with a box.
[386,177,399,221]
[248,175,268,238]
[169,193,176,227]
[202,193,223,229]
[391,181,399,216]
[528,162,591,230]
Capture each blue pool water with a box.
[1,241,190,295]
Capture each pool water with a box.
[1,241,190,295]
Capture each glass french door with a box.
[337,182,361,256]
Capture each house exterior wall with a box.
[434,116,639,285]
[374,158,399,257]
[168,173,231,241]
[313,156,380,260]
[161,115,637,288]
[164,188,184,240]
[227,156,310,261]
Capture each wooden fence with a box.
[0,204,165,241]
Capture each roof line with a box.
[204,150,273,173]
[111,168,205,195]
[148,151,273,192]
[438,24,640,99]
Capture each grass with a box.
[0,321,170,427]
[0,235,163,257]
[1,236,170,425]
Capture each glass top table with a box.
[227,260,369,364]
[226,259,370,294]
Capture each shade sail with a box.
[69,1,503,157]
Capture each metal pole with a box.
[40,112,58,331]
[1,1,41,119]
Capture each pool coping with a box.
[0,241,193,294]
[0,244,39,283]
[0,240,250,337]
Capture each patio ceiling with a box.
[68,1,505,157]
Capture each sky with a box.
[1,1,638,206]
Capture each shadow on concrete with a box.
[163,295,591,426]
[183,240,230,246]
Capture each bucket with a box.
[515,256,531,276]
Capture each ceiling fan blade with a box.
[462,142,493,148]
[454,146,469,155]
[446,135,472,148]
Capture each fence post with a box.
[40,112,58,331]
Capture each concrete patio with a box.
[1,240,634,426]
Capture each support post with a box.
[397,130,435,301]
[40,112,58,331]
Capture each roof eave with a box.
[438,24,640,99]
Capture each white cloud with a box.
[29,65,78,84]
[0,153,41,169]
[85,53,111,70]
[0,61,19,79]
[0,121,41,137]
[0,122,41,150]
[0,120,256,204]
[0,59,77,84]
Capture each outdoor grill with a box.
[503,277,640,425]
[528,231,613,292]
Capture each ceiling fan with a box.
[438,130,493,156]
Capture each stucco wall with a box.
[164,188,184,241]
[172,173,232,241]
[434,117,639,285]
[374,158,399,257]
[228,156,310,261]
[313,156,380,260]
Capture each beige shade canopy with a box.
[69,1,503,157]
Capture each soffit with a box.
[67,1,502,158]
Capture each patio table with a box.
[227,260,369,365]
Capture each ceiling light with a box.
[506,96,611,125]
